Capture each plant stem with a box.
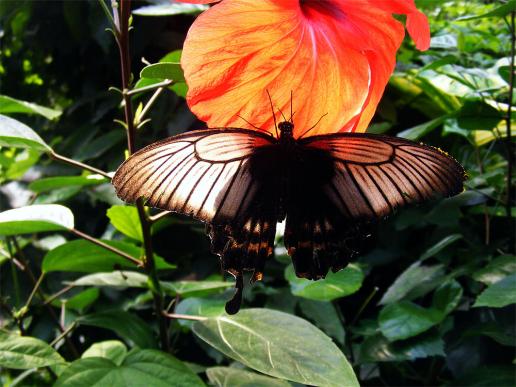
[114,0,170,351]
[70,228,142,266]
[127,79,173,96]
[507,10,515,254]
[148,210,171,223]
[49,151,112,179]
[162,311,207,322]
[351,286,379,326]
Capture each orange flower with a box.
[180,0,430,137]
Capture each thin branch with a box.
[97,0,118,35]
[351,287,379,326]
[162,311,207,322]
[23,272,45,311]
[137,86,165,124]
[44,285,75,306]
[49,151,112,179]
[50,322,77,348]
[127,79,173,96]
[506,10,515,254]
[148,210,171,223]
[70,228,142,266]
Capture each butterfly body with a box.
[113,122,466,313]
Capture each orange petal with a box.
[181,0,429,136]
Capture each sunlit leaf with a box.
[162,281,233,298]
[0,204,74,235]
[55,350,205,386]
[175,298,226,328]
[0,114,51,152]
[0,332,66,369]
[133,1,208,16]
[285,264,363,301]
[456,0,516,21]
[192,309,358,386]
[106,205,143,242]
[70,271,149,288]
[0,95,62,119]
[140,63,185,82]
[81,341,127,366]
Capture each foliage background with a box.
[0,0,514,386]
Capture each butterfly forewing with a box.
[112,128,276,224]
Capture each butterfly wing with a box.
[112,128,282,313]
[112,128,276,225]
[285,133,466,279]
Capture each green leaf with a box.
[107,205,143,242]
[419,234,462,261]
[456,100,504,131]
[29,175,108,193]
[0,204,74,235]
[175,298,226,328]
[206,367,291,387]
[378,302,443,341]
[379,262,445,305]
[162,281,233,298]
[457,0,516,21]
[298,299,345,345]
[70,271,149,288]
[42,239,174,273]
[285,264,363,301]
[140,62,185,82]
[55,350,205,386]
[0,332,66,369]
[473,255,516,285]
[55,288,99,312]
[133,1,208,16]
[397,115,448,140]
[192,308,358,387]
[0,114,51,151]
[0,95,62,119]
[474,274,516,308]
[82,341,127,366]
[357,332,444,363]
[80,310,157,349]
[379,281,461,342]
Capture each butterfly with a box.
[112,106,466,314]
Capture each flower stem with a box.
[49,151,112,179]
[114,0,170,351]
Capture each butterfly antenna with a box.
[266,90,279,138]
[277,106,288,122]
[290,90,293,123]
[237,115,266,132]
[298,113,329,139]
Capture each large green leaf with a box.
[42,239,174,273]
[175,298,226,328]
[192,309,358,386]
[206,367,291,387]
[82,341,128,366]
[285,264,363,301]
[298,299,345,345]
[0,204,74,235]
[0,332,66,369]
[55,350,205,386]
[474,274,516,308]
[0,114,51,151]
[140,62,185,82]
[80,310,157,349]
[107,205,143,242]
[29,175,108,193]
[0,95,62,119]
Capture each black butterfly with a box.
[112,113,465,314]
